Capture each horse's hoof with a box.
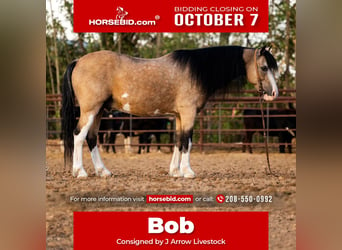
[96,167,112,177]
[73,168,88,178]
[77,174,88,179]
[181,168,195,178]
[183,171,196,178]
[183,173,195,178]
[169,169,183,177]
[181,168,196,179]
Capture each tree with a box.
[268,0,296,89]
[48,0,61,98]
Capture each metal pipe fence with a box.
[46,90,296,153]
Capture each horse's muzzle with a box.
[263,90,278,101]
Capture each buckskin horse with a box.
[61,46,279,178]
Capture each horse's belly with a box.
[112,89,176,116]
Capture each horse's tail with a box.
[61,60,78,166]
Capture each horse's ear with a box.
[259,46,266,55]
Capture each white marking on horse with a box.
[123,103,131,112]
[267,70,278,98]
[121,93,129,98]
[169,146,181,177]
[179,139,195,178]
[154,109,160,115]
[90,146,112,177]
[73,114,94,178]
[285,127,295,137]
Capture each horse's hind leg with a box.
[73,112,96,178]
[138,134,144,154]
[86,111,112,177]
[278,132,286,153]
[147,134,153,153]
[286,134,293,153]
[155,133,161,152]
[109,132,116,153]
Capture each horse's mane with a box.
[261,49,278,71]
[171,46,247,98]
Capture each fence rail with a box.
[46,89,296,153]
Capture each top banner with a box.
[74,0,269,33]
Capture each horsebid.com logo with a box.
[88,6,158,26]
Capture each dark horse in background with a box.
[97,110,122,153]
[62,46,279,178]
[242,107,296,153]
[63,107,173,154]
[98,110,174,154]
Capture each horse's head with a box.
[117,7,127,15]
[251,46,279,101]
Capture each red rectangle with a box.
[74,0,268,33]
[74,212,268,250]
[146,195,193,203]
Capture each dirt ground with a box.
[46,141,296,249]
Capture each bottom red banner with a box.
[74,211,268,250]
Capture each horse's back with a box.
[75,50,119,77]
[70,50,199,117]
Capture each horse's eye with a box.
[260,66,268,72]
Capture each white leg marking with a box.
[121,93,129,98]
[169,146,181,177]
[123,103,130,112]
[73,114,94,178]
[180,139,195,178]
[90,146,112,177]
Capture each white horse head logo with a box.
[116,6,128,20]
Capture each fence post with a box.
[199,110,204,153]
[46,107,49,139]
[218,102,222,143]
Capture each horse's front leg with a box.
[179,129,195,178]
[169,112,196,178]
